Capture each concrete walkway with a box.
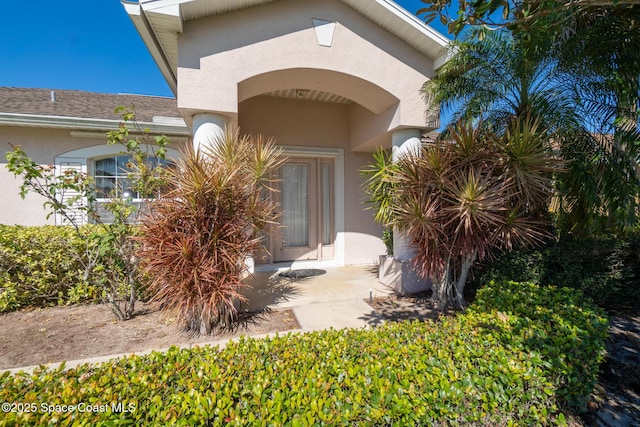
[242,265,393,331]
[4,265,394,375]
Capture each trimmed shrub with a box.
[0,281,606,424]
[0,225,95,312]
[0,317,565,426]
[0,225,127,313]
[469,280,609,412]
[470,234,640,310]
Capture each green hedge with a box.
[0,225,116,313]
[470,234,640,310]
[1,319,561,426]
[469,281,609,411]
[0,282,609,426]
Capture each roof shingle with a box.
[0,87,182,123]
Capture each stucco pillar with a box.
[192,113,228,152]
[378,128,429,294]
[391,128,422,262]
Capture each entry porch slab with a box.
[240,265,392,330]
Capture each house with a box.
[0,87,190,226]
[123,0,447,280]
[1,0,449,292]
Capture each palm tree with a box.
[424,28,579,134]
[424,27,639,235]
[553,11,640,232]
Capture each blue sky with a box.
[1,1,451,98]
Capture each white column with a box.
[192,113,228,152]
[391,128,422,261]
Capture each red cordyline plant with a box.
[389,116,560,311]
[136,127,284,335]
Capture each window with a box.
[93,155,174,223]
[95,156,133,199]
[55,144,182,226]
[94,155,172,199]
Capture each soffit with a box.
[125,0,450,94]
[264,89,352,105]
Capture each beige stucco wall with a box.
[239,95,348,148]
[239,95,386,265]
[1,169,50,226]
[0,126,187,226]
[177,0,435,144]
[0,127,94,225]
[342,150,388,265]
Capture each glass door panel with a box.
[281,164,309,247]
[274,159,318,262]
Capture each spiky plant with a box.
[391,116,559,311]
[361,148,398,255]
[424,27,640,236]
[137,127,284,335]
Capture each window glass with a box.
[95,158,115,177]
[93,155,172,199]
[281,164,309,247]
[93,155,173,223]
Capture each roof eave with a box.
[122,1,178,95]
[126,0,450,87]
[0,112,190,136]
[341,0,449,58]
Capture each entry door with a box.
[274,159,318,262]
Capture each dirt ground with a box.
[0,302,299,370]
[0,292,440,371]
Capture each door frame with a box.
[259,146,345,266]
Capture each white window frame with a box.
[54,144,181,225]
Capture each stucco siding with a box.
[0,127,97,225]
[238,95,348,148]
[177,0,434,131]
[0,126,187,226]
[343,151,386,265]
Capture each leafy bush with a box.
[0,317,567,426]
[0,225,144,314]
[470,234,640,309]
[0,225,102,312]
[1,281,605,424]
[6,108,171,320]
[469,280,609,411]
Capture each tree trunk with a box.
[436,280,449,313]
[453,250,477,310]
[103,292,125,321]
[434,259,452,313]
[123,251,137,320]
